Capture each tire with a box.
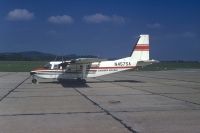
[77,78,86,83]
[77,78,82,82]
[81,79,86,84]
[32,79,37,84]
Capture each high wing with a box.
[58,58,107,68]
[73,58,107,63]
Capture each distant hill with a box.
[0,51,97,61]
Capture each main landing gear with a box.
[77,78,86,84]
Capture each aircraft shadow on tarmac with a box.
[39,79,144,88]
[87,79,144,84]
[39,80,89,88]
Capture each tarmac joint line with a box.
[0,111,104,117]
[0,76,30,102]
[98,79,200,108]
[72,87,138,133]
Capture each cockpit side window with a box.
[44,63,52,69]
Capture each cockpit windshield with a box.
[44,63,52,69]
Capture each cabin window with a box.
[87,65,90,69]
[54,65,59,69]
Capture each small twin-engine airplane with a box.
[30,34,158,84]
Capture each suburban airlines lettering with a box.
[114,62,131,67]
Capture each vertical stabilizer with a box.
[130,35,149,62]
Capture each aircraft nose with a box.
[30,71,36,75]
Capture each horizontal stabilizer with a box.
[136,59,159,67]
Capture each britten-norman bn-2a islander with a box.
[30,34,158,84]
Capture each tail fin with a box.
[130,35,149,61]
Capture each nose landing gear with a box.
[32,78,37,84]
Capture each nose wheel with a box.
[32,78,37,84]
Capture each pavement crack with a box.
[129,74,200,84]
[127,74,200,90]
[0,76,30,102]
[98,79,200,107]
[72,87,138,133]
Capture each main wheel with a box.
[81,79,86,84]
[77,78,86,83]
[32,79,37,84]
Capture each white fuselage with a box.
[31,58,137,80]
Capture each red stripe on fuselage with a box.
[90,66,135,69]
[135,45,149,51]
[32,66,135,73]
